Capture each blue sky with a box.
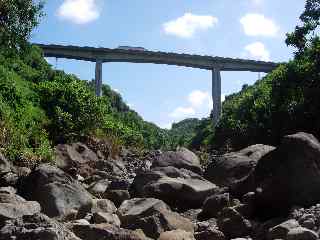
[31,0,305,129]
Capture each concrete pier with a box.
[95,60,103,97]
[212,68,222,125]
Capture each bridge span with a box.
[35,43,280,125]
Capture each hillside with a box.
[0,44,170,163]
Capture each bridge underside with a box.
[37,44,279,126]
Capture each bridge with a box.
[35,43,280,125]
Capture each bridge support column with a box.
[212,68,221,126]
[95,59,103,97]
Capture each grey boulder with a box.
[131,166,218,209]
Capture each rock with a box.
[0,153,10,175]
[204,144,275,188]
[104,189,131,207]
[0,192,41,221]
[286,227,318,240]
[55,143,99,171]
[87,179,109,196]
[109,179,132,190]
[0,172,18,187]
[95,159,128,180]
[245,133,320,217]
[19,164,92,219]
[195,227,226,240]
[71,223,151,240]
[200,193,230,219]
[268,219,300,240]
[92,212,121,226]
[152,147,202,174]
[131,166,218,209]
[77,198,117,219]
[117,198,194,238]
[0,213,80,240]
[159,230,195,240]
[217,207,251,239]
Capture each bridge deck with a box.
[35,44,279,73]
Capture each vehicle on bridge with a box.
[117,46,147,51]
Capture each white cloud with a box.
[57,0,100,24]
[221,94,226,102]
[244,42,270,61]
[160,123,172,129]
[250,0,263,6]
[163,13,218,38]
[188,90,210,108]
[169,107,196,119]
[240,13,279,37]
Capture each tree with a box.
[0,0,44,50]
[286,0,320,55]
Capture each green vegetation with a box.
[0,0,172,164]
[189,0,320,152]
[2,0,320,164]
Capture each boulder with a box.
[152,147,202,174]
[131,166,218,209]
[55,143,99,170]
[200,193,230,219]
[286,227,318,240]
[217,207,252,239]
[204,144,275,188]
[77,198,117,219]
[159,230,195,240]
[87,179,109,197]
[95,159,128,180]
[104,189,131,207]
[71,223,150,240]
[268,219,300,240]
[195,227,226,240]
[19,164,92,219]
[0,153,10,175]
[92,212,121,226]
[242,133,320,217]
[117,198,194,238]
[0,192,41,221]
[0,213,80,240]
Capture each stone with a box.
[104,189,131,207]
[117,198,194,238]
[0,153,10,175]
[152,147,202,174]
[217,207,252,239]
[159,230,196,240]
[131,166,218,209]
[204,144,275,188]
[92,212,121,226]
[19,164,92,219]
[95,159,128,180]
[77,198,117,219]
[0,213,80,240]
[195,227,226,240]
[286,227,318,240]
[200,193,230,219]
[55,142,99,171]
[268,219,300,240]
[244,133,320,217]
[87,179,109,196]
[0,192,41,221]
[71,223,151,240]
[109,179,132,190]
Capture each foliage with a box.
[0,0,44,50]
[190,0,320,152]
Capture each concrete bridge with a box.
[36,43,279,125]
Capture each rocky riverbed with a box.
[0,132,320,239]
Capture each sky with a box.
[31,0,306,129]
